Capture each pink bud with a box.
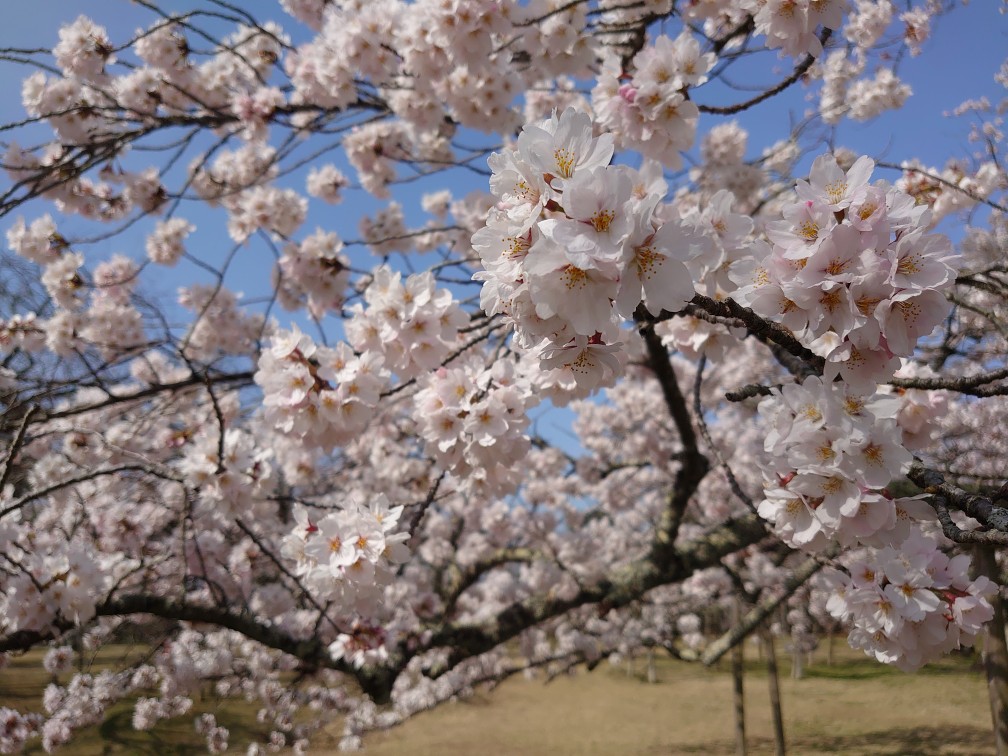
[618,83,637,104]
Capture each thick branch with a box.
[440,548,539,610]
[424,512,766,679]
[725,383,776,402]
[909,460,1008,534]
[693,357,757,513]
[890,366,1008,397]
[682,294,824,376]
[637,310,698,455]
[636,307,710,550]
[932,499,1008,546]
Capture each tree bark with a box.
[977,545,1008,755]
[761,626,786,756]
[790,641,803,680]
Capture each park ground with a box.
[0,639,994,754]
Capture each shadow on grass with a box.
[671,725,992,755]
[95,709,205,755]
[805,656,981,682]
[804,664,899,681]
[19,702,267,755]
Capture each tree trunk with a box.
[826,630,834,666]
[790,643,803,680]
[731,602,746,756]
[646,648,657,684]
[761,627,786,756]
[977,545,1008,755]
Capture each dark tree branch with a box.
[681,294,825,375]
[700,549,835,665]
[636,306,710,552]
[423,512,766,682]
[890,366,1008,397]
[0,404,36,492]
[692,356,758,513]
[725,383,776,402]
[909,460,1008,534]
[697,30,832,115]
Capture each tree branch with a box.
[700,549,835,665]
[908,460,1008,534]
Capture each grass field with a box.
[353,642,994,756]
[1,640,995,754]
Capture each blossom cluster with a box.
[592,32,714,168]
[194,713,229,754]
[0,708,43,753]
[81,255,146,359]
[755,375,930,550]
[414,357,534,497]
[7,214,64,266]
[896,160,1004,225]
[474,107,708,390]
[345,267,467,381]
[178,285,265,361]
[750,0,846,58]
[146,217,195,266]
[280,496,409,617]
[131,695,193,732]
[1,543,102,635]
[2,4,1007,748]
[678,0,846,59]
[823,530,996,670]
[41,670,136,751]
[276,229,352,319]
[176,427,274,518]
[732,154,957,392]
[255,326,388,452]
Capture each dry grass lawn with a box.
[0,640,994,754]
[351,642,993,756]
